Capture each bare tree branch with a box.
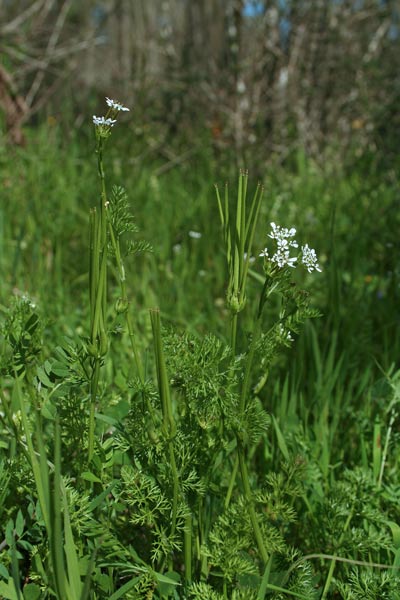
[25,0,73,107]
[0,0,47,35]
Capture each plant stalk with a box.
[238,441,269,564]
[150,309,180,543]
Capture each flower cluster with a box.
[92,97,130,133]
[259,222,321,273]
[301,243,322,273]
[92,116,117,127]
[260,222,298,268]
[106,97,130,112]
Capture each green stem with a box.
[150,309,180,543]
[320,505,354,599]
[169,442,179,536]
[238,441,269,564]
[15,378,50,532]
[89,208,97,322]
[233,172,243,295]
[87,137,109,467]
[106,214,145,384]
[257,555,274,599]
[378,409,396,489]
[97,138,108,329]
[88,359,100,463]
[226,277,263,515]
[230,312,238,355]
[52,417,66,598]
[240,315,262,413]
[198,497,209,580]
[125,310,145,384]
[90,250,107,343]
[184,513,192,585]
[262,583,310,600]
[224,454,238,510]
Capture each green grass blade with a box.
[13,379,50,531]
[257,554,273,599]
[50,417,67,599]
[241,184,263,294]
[271,414,290,461]
[62,479,83,599]
[79,547,98,600]
[10,533,22,600]
[108,576,141,600]
[215,184,224,227]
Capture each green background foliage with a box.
[0,108,400,598]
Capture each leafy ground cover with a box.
[0,106,400,599]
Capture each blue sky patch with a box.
[243,1,264,18]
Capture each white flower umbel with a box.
[259,245,297,268]
[260,222,322,274]
[93,115,117,127]
[271,246,297,268]
[92,98,129,137]
[301,244,322,273]
[268,222,298,249]
[105,97,130,112]
[260,222,298,268]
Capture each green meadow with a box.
[0,114,400,599]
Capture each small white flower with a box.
[105,97,130,112]
[260,240,297,268]
[188,230,202,239]
[271,248,297,268]
[301,244,322,273]
[261,223,298,268]
[268,222,298,249]
[93,115,117,127]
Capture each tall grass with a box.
[0,116,400,598]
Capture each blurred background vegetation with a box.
[1,0,399,163]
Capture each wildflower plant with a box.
[0,102,323,597]
[7,97,398,600]
[214,176,323,587]
[88,97,147,463]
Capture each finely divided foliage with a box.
[0,98,399,600]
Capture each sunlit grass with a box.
[0,116,400,598]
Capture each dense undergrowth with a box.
[0,114,400,599]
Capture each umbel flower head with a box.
[259,222,322,273]
[106,97,130,112]
[92,97,130,138]
[92,116,117,127]
[301,243,322,273]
